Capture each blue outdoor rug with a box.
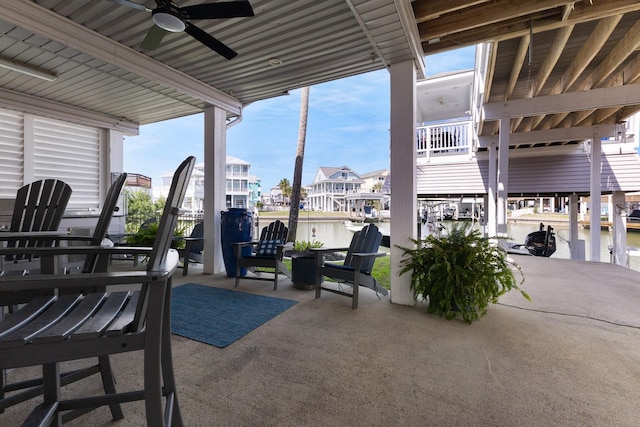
[171,283,297,348]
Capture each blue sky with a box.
[123,46,476,191]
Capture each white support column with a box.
[487,144,497,237]
[590,136,602,262]
[611,191,627,267]
[203,106,228,274]
[568,194,583,260]
[389,60,417,307]
[497,116,510,234]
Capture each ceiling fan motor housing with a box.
[152,8,185,32]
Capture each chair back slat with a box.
[7,179,72,261]
[11,179,72,232]
[260,220,288,242]
[344,224,382,274]
[82,173,127,273]
[133,156,194,331]
[147,157,195,272]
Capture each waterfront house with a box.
[306,166,364,212]
[153,157,257,214]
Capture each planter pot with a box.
[291,253,322,290]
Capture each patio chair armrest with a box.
[181,237,204,242]
[275,242,294,257]
[0,250,179,293]
[312,247,350,267]
[232,241,258,258]
[350,252,387,259]
[310,247,350,253]
[0,245,154,257]
[0,231,70,244]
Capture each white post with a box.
[389,60,417,306]
[569,194,581,259]
[590,136,602,262]
[487,144,497,237]
[497,117,510,234]
[203,106,228,274]
[611,191,627,266]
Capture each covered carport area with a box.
[3,1,640,307]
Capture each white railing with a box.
[416,120,473,160]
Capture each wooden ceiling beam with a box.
[479,43,498,136]
[530,16,620,130]
[422,0,640,54]
[506,35,531,132]
[586,18,640,89]
[529,25,575,98]
[562,2,576,21]
[422,13,559,54]
[511,26,573,132]
[505,35,530,101]
[547,18,640,127]
[555,15,621,94]
[412,0,488,24]
[418,0,578,42]
[603,51,640,87]
[484,84,640,120]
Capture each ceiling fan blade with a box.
[185,22,238,60]
[141,25,168,50]
[107,0,151,12]
[180,1,254,20]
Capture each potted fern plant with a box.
[397,222,529,324]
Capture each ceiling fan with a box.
[109,0,254,59]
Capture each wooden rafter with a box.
[562,2,576,21]
[528,15,620,130]
[547,17,640,128]
[505,35,530,101]
[419,0,640,55]
[412,0,488,24]
[418,0,578,42]
[514,26,573,132]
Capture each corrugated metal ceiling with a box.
[0,0,419,126]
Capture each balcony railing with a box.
[417,120,472,160]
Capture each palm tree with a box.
[287,86,310,242]
[278,178,291,205]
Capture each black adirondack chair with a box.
[0,172,128,417]
[0,179,72,274]
[0,156,194,426]
[313,223,388,309]
[233,219,292,290]
[177,221,204,276]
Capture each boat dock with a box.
[579,220,640,230]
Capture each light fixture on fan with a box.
[151,9,185,32]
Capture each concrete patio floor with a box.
[3,255,640,426]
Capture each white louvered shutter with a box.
[32,117,101,210]
[0,109,24,198]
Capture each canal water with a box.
[258,218,640,272]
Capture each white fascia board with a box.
[483,85,640,120]
[394,0,426,79]
[478,124,617,147]
[1,0,241,116]
[0,87,139,135]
